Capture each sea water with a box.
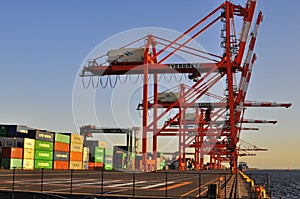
[246,170,300,199]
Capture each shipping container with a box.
[53,160,69,170]
[104,148,113,170]
[23,159,34,170]
[54,142,69,152]
[69,161,82,170]
[69,134,83,144]
[35,150,53,160]
[70,142,83,152]
[83,161,88,170]
[158,92,179,103]
[35,140,53,151]
[0,125,8,137]
[23,148,35,159]
[53,151,69,161]
[107,48,144,65]
[34,159,53,169]
[7,125,29,138]
[21,138,35,149]
[88,162,103,170]
[1,158,22,169]
[83,147,89,162]
[2,147,23,159]
[55,133,70,144]
[28,130,54,142]
[70,151,83,161]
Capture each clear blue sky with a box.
[0,0,299,169]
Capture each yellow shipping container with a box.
[70,143,83,152]
[70,134,83,144]
[83,147,89,155]
[23,148,35,159]
[69,161,83,170]
[23,159,34,170]
[24,138,35,150]
[83,147,89,162]
[99,141,107,148]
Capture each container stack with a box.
[104,148,113,170]
[1,146,23,169]
[22,138,35,170]
[32,130,54,169]
[53,133,70,170]
[69,134,84,170]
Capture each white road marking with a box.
[107,181,146,188]
[141,181,175,189]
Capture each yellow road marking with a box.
[158,181,191,190]
[180,177,219,197]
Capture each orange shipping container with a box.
[88,162,104,170]
[54,142,69,152]
[1,147,23,159]
[53,161,69,170]
[70,151,83,161]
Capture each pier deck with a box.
[0,170,256,198]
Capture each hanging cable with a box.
[100,76,109,88]
[82,76,91,88]
[118,74,129,85]
[109,76,118,88]
[92,76,100,89]
[163,73,173,83]
[129,74,140,84]
[174,73,183,82]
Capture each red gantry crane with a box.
[80,0,291,173]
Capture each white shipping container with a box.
[107,48,144,64]
[158,92,179,103]
[83,161,89,170]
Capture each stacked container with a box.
[104,148,113,170]
[82,147,89,170]
[53,133,70,170]
[21,138,35,170]
[69,134,84,170]
[7,125,29,138]
[33,130,54,169]
[1,147,23,169]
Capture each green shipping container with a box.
[1,158,22,169]
[95,155,104,163]
[95,147,104,154]
[35,150,53,160]
[104,162,113,170]
[34,159,53,169]
[35,140,53,151]
[0,125,8,137]
[105,148,113,156]
[55,133,70,144]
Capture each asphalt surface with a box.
[0,170,232,198]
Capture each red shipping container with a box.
[53,160,69,170]
[1,147,23,159]
[70,151,83,161]
[88,162,95,170]
[54,142,69,152]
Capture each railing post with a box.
[12,167,16,199]
[41,168,44,192]
[199,172,201,199]
[70,169,73,194]
[101,168,104,196]
[165,172,168,198]
[12,167,16,191]
[224,173,227,199]
[132,172,135,197]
